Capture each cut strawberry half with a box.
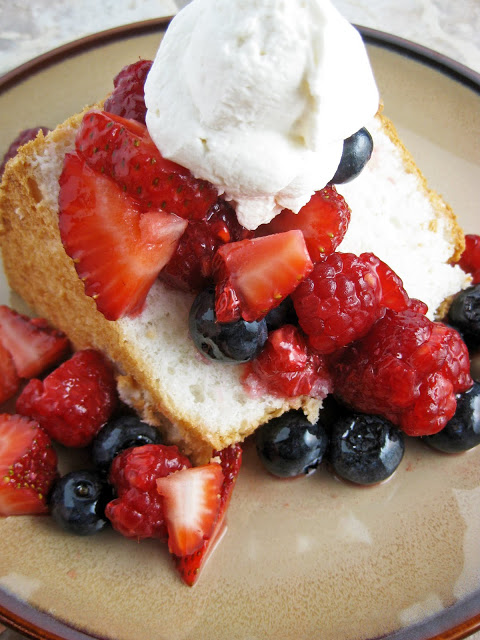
[256,186,351,263]
[75,109,218,220]
[213,230,313,323]
[58,152,187,320]
[156,462,224,558]
[0,413,58,516]
[174,444,243,586]
[0,341,20,404]
[0,305,70,379]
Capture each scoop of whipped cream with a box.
[145,0,379,230]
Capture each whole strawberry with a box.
[0,413,58,516]
[332,309,473,436]
[16,349,117,448]
[106,444,191,540]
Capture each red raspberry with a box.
[332,309,473,436]
[160,199,252,292]
[291,252,383,354]
[360,252,427,314]
[242,324,333,399]
[458,234,480,284]
[1,127,50,175]
[106,444,191,540]
[16,349,117,448]
[103,60,153,124]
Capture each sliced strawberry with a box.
[0,413,58,516]
[156,462,224,557]
[75,110,218,220]
[213,230,313,323]
[0,305,70,379]
[0,341,20,404]
[58,152,187,320]
[256,186,351,263]
[174,444,242,586]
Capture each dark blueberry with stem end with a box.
[91,415,164,475]
[189,286,268,363]
[327,413,405,485]
[423,382,480,453]
[49,470,113,535]
[255,410,329,478]
[265,296,298,332]
[330,127,373,185]
[447,285,480,351]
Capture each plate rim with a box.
[0,17,479,640]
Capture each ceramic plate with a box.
[0,18,479,640]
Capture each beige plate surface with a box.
[0,19,480,640]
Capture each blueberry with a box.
[327,413,404,485]
[189,287,268,363]
[255,410,329,477]
[265,296,298,332]
[423,382,480,452]
[330,127,373,184]
[49,470,112,535]
[447,285,480,350]
[91,415,164,475]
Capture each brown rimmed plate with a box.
[0,18,480,640]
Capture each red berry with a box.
[75,110,218,221]
[16,349,117,448]
[458,234,480,284]
[0,305,70,379]
[213,230,313,323]
[106,444,191,541]
[242,325,333,399]
[0,413,58,516]
[0,341,20,405]
[360,253,425,313]
[256,186,351,263]
[174,444,242,586]
[59,152,187,320]
[161,199,252,292]
[292,252,383,354]
[0,127,50,175]
[332,309,473,436]
[104,60,153,124]
[156,463,224,557]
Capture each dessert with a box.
[0,0,478,589]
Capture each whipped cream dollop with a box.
[145,0,379,229]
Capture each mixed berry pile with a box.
[1,60,480,586]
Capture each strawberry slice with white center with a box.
[0,413,58,516]
[156,462,224,557]
[174,444,242,586]
[213,230,313,323]
[0,305,70,379]
[58,152,187,320]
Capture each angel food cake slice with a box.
[0,0,471,467]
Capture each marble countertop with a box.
[0,1,479,639]
[0,0,479,77]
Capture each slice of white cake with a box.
[0,108,470,463]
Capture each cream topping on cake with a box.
[144,0,379,229]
